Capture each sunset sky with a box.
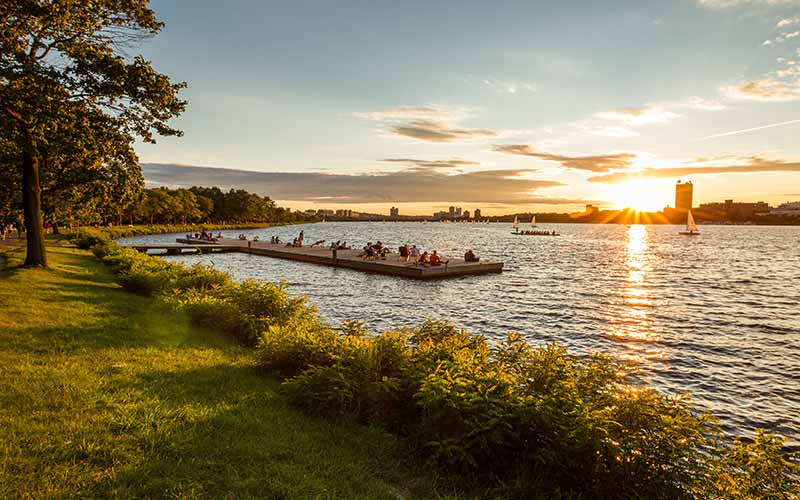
[137,0,800,215]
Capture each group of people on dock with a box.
[361,241,390,259]
[251,229,483,268]
[328,240,350,250]
[187,230,220,242]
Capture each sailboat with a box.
[511,215,520,234]
[679,210,699,236]
[530,215,537,227]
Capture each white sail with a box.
[512,216,519,229]
[531,215,536,226]
[686,210,697,232]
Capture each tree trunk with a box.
[21,146,47,268]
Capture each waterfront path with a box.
[126,237,503,280]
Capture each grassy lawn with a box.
[0,246,444,499]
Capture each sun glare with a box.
[606,180,671,212]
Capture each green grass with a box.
[0,246,447,499]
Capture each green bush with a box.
[262,320,799,499]
[74,232,108,250]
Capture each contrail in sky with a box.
[700,118,800,140]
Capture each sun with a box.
[605,180,671,212]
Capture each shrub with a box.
[261,320,799,498]
[74,232,108,250]
[282,331,413,425]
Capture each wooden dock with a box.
[128,237,503,280]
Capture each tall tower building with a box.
[390,206,399,217]
[675,181,693,212]
[473,208,482,219]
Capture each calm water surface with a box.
[120,223,800,443]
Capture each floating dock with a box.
[128,237,503,280]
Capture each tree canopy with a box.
[0,0,186,266]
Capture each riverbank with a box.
[0,246,452,499]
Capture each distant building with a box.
[770,201,800,217]
[455,207,462,217]
[462,210,470,219]
[390,206,399,217]
[335,209,354,217]
[316,209,335,217]
[473,208,482,219]
[675,181,693,212]
[699,199,771,218]
[304,209,317,216]
[433,210,449,219]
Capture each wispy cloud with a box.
[571,97,721,138]
[722,79,800,101]
[352,106,465,122]
[594,105,679,126]
[379,158,480,171]
[480,78,537,94]
[763,29,800,44]
[354,105,500,143]
[493,144,637,172]
[390,120,499,143]
[777,17,800,28]
[699,0,800,8]
[700,118,800,139]
[142,163,575,205]
[588,156,800,183]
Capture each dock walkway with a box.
[129,237,503,280]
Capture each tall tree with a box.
[0,0,185,267]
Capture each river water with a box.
[120,222,800,444]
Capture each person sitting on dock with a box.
[464,249,479,262]
[310,239,325,247]
[253,235,261,242]
[398,244,409,262]
[417,251,429,265]
[216,232,223,239]
[361,244,377,259]
[338,241,350,250]
[429,251,444,266]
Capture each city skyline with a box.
[137,0,800,215]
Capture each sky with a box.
[137,0,800,215]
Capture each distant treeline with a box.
[0,183,310,230]
[125,187,307,225]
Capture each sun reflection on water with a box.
[607,225,667,364]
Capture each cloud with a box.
[354,105,500,143]
[493,144,638,172]
[681,96,727,110]
[763,29,800,44]
[777,17,800,28]
[722,79,800,101]
[141,163,576,205]
[390,120,499,143]
[379,158,480,171]
[481,79,537,94]
[594,105,679,126]
[587,156,800,183]
[699,0,800,7]
[352,106,463,122]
